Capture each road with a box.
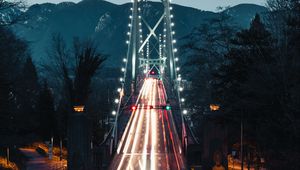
[110,78,186,170]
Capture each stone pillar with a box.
[67,112,92,170]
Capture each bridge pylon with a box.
[125,0,179,91]
[110,0,189,156]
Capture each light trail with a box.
[117,106,140,170]
[117,80,148,154]
[110,78,186,170]
[150,79,157,170]
[158,81,170,170]
[142,80,152,170]
[126,102,145,170]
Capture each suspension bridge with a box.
[104,0,199,169]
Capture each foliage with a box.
[37,82,56,140]
[215,13,299,169]
[15,57,40,132]
[183,2,300,168]
[181,11,238,134]
[45,34,107,144]
[0,26,28,135]
[0,156,18,170]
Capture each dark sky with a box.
[27,0,266,11]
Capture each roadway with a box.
[109,78,186,170]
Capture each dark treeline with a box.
[0,26,42,141]
[0,25,60,143]
[0,1,109,151]
[183,0,299,169]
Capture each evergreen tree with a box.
[181,12,237,132]
[214,13,300,169]
[37,81,56,140]
[214,14,274,116]
[15,57,40,132]
[0,26,27,135]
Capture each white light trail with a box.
[150,79,157,170]
[117,107,140,170]
[117,81,147,154]
[126,102,145,169]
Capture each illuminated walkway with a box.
[20,148,66,170]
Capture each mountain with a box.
[11,0,268,68]
[224,4,268,27]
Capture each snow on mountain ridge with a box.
[8,1,267,67]
[95,12,111,32]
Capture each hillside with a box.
[10,0,267,67]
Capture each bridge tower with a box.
[127,0,178,92]
[110,0,189,155]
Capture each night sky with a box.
[27,0,266,11]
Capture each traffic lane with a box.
[110,78,186,170]
[157,79,186,170]
[114,79,155,170]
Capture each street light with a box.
[183,109,188,115]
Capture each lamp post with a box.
[6,147,9,166]
[241,112,244,170]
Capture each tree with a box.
[264,1,300,168]
[181,10,237,133]
[15,57,40,132]
[214,13,300,169]
[64,40,106,170]
[45,34,106,169]
[214,14,275,135]
[37,81,56,140]
[0,26,27,136]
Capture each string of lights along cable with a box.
[108,0,191,169]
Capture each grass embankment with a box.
[0,156,18,170]
[0,147,27,170]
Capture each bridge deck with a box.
[109,78,186,170]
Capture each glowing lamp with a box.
[73,105,84,112]
[183,110,188,115]
[210,104,220,111]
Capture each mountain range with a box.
[9,0,267,68]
